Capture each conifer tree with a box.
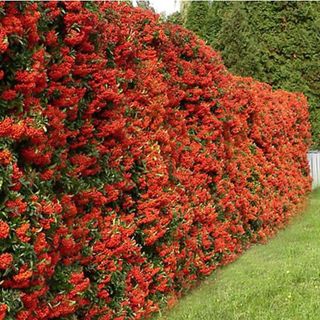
[184,1,210,40]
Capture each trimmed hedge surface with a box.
[0,2,311,319]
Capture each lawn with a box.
[155,188,320,320]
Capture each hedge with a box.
[0,2,311,319]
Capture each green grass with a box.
[155,189,320,320]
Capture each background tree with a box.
[166,11,184,25]
[184,1,210,39]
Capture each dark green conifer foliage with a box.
[184,1,210,39]
[166,11,184,25]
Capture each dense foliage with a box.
[181,1,320,149]
[184,1,210,39]
[0,1,311,319]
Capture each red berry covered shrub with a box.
[0,1,311,319]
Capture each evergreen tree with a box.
[166,11,184,25]
[184,1,210,39]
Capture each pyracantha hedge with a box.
[0,1,311,319]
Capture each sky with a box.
[132,0,179,16]
[149,0,179,15]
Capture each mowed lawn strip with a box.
[156,188,320,320]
